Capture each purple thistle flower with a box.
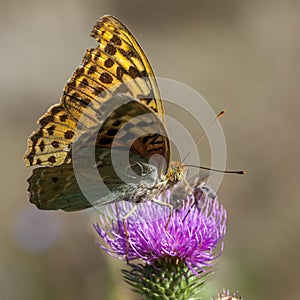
[94,183,226,275]
[212,289,243,300]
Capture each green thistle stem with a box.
[122,258,212,300]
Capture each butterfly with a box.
[24,15,204,212]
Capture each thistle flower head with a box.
[94,182,227,299]
[212,289,243,300]
[94,183,226,275]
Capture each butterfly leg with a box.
[151,198,174,229]
[180,179,195,222]
[122,204,138,263]
[181,179,211,223]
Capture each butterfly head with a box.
[165,161,187,183]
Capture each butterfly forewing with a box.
[90,15,163,115]
[24,15,166,168]
[92,94,170,173]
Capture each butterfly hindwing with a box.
[28,146,160,211]
[27,95,169,211]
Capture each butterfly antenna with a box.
[186,164,245,175]
[182,110,226,163]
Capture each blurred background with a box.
[1,0,300,299]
